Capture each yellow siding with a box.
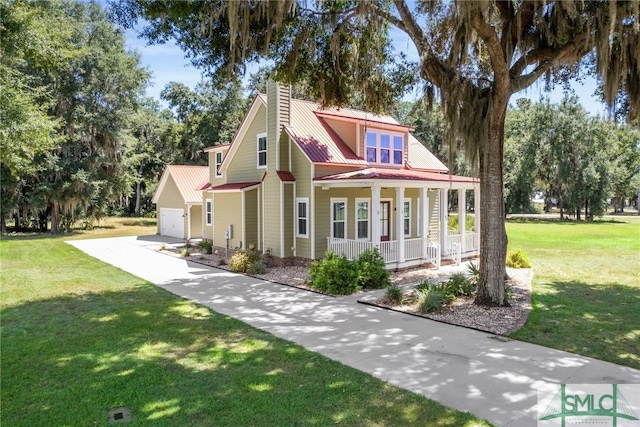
[279,133,289,171]
[226,105,267,182]
[209,151,228,184]
[201,194,213,240]
[244,189,258,250]
[155,175,187,234]
[283,184,294,257]
[262,174,282,256]
[190,205,203,238]
[405,188,420,238]
[313,187,374,258]
[291,142,312,258]
[213,192,243,249]
[324,118,357,154]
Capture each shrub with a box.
[506,249,532,268]
[217,258,227,266]
[197,240,213,254]
[384,283,404,305]
[355,248,390,290]
[444,272,475,297]
[308,251,359,295]
[180,248,190,258]
[229,249,260,273]
[415,286,445,313]
[466,262,480,285]
[414,279,437,292]
[247,260,267,275]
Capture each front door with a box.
[380,201,391,242]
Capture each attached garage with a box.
[152,165,209,240]
[160,208,185,238]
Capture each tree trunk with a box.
[1,217,6,234]
[576,207,581,221]
[50,202,60,234]
[134,160,145,215]
[474,94,509,307]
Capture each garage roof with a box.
[152,165,209,205]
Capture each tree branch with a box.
[511,31,593,93]
[468,7,510,87]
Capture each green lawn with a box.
[507,217,640,369]
[0,222,489,426]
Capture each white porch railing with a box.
[445,232,479,257]
[404,238,422,261]
[327,237,440,267]
[326,238,375,261]
[379,240,398,263]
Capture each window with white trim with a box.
[365,130,404,165]
[215,152,223,177]
[331,199,347,239]
[355,199,369,239]
[296,198,308,237]
[257,133,267,168]
[403,199,411,236]
[206,199,213,226]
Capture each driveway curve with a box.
[68,236,640,427]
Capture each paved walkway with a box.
[68,236,640,427]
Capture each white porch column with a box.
[396,187,405,264]
[458,189,466,254]
[474,187,481,250]
[419,187,429,260]
[440,188,448,255]
[371,185,381,247]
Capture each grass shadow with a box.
[1,285,486,427]
[510,280,640,369]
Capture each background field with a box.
[507,216,640,369]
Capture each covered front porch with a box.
[314,168,480,270]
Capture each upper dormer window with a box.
[215,152,223,177]
[257,133,267,168]
[366,131,403,165]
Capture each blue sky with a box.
[122,19,608,117]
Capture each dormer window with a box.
[365,131,404,165]
[257,133,267,168]
[215,151,223,177]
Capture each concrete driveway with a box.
[68,236,640,427]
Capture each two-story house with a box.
[154,81,480,269]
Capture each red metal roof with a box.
[195,180,210,191]
[208,181,261,191]
[314,168,479,183]
[276,171,296,182]
[152,165,209,204]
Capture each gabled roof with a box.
[218,95,266,174]
[314,167,478,184]
[406,135,449,173]
[152,165,209,205]
[214,91,454,173]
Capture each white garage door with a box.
[160,208,184,239]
